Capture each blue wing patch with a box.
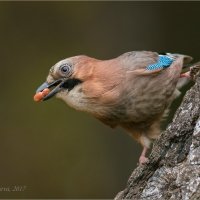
[146,55,175,71]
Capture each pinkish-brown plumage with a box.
[35,51,193,164]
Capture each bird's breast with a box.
[56,85,109,114]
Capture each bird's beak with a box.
[36,79,65,101]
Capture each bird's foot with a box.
[139,155,149,165]
[138,146,149,165]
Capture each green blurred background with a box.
[0,2,199,199]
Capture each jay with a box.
[34,51,194,164]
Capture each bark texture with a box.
[115,67,200,200]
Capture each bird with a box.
[34,51,194,165]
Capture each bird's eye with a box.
[59,64,72,76]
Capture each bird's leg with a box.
[139,146,149,165]
[180,66,194,78]
[180,64,200,79]
[180,71,190,78]
[121,125,153,165]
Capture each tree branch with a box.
[115,67,200,200]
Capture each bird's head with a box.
[35,55,95,102]
[35,55,123,115]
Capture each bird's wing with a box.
[118,51,193,75]
[118,51,158,70]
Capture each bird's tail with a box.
[165,53,193,63]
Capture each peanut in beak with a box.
[33,88,50,102]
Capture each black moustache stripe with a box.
[61,78,82,91]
